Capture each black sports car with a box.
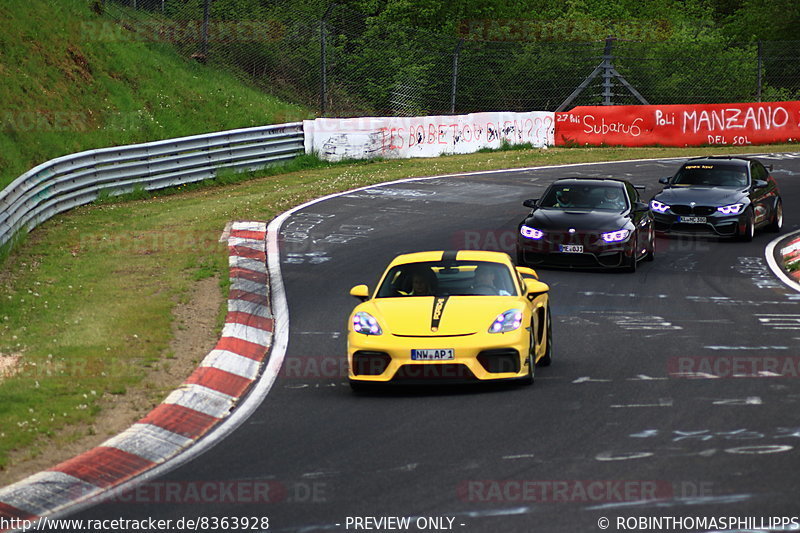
[650,156,782,240]
[516,178,655,272]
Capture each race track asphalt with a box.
[70,153,800,533]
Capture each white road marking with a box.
[687,296,798,306]
[671,372,720,379]
[583,311,681,330]
[712,397,762,406]
[461,507,531,518]
[297,331,342,339]
[585,494,751,511]
[301,471,340,479]
[572,376,612,384]
[579,291,669,299]
[610,398,672,408]
[704,345,788,350]
[725,445,793,455]
[595,451,654,461]
[757,314,800,330]
[733,256,786,290]
[629,430,659,438]
[584,500,661,511]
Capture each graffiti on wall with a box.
[305,112,555,161]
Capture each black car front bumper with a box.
[652,209,743,237]
[517,233,635,269]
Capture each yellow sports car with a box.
[347,250,552,389]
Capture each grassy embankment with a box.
[0,0,311,190]
[0,0,314,477]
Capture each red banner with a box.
[555,101,800,147]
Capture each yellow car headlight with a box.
[489,309,523,333]
[352,311,383,336]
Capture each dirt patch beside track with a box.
[0,276,222,486]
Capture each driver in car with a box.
[555,189,574,208]
[471,265,511,296]
[599,188,626,210]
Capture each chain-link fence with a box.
[101,0,800,117]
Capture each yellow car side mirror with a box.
[350,284,370,301]
[516,266,539,280]
[524,278,549,297]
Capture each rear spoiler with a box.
[634,185,646,192]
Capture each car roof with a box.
[551,177,629,188]
[683,156,752,167]
[388,250,513,268]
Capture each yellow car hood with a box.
[361,296,521,337]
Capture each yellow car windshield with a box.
[376,261,517,298]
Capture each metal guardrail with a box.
[0,122,304,249]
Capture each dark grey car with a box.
[650,156,782,241]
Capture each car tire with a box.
[520,327,535,385]
[644,227,655,262]
[738,210,755,242]
[766,200,783,233]
[624,239,638,273]
[537,308,553,367]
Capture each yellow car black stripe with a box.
[430,296,449,332]
[430,252,457,331]
[442,250,458,262]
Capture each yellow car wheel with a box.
[520,326,535,385]
[538,307,553,367]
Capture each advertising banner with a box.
[555,102,800,147]
[304,111,555,161]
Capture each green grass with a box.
[1,142,798,472]
[476,140,536,153]
[0,0,312,189]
